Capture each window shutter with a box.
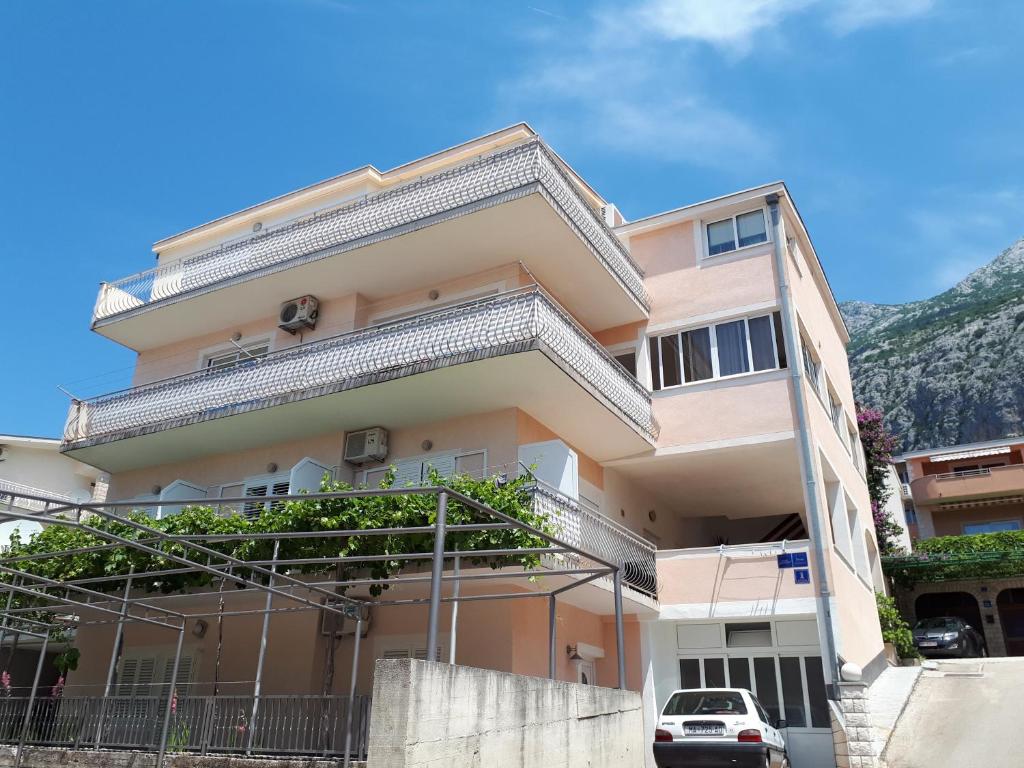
[423,455,456,480]
[382,649,410,660]
[160,655,194,695]
[413,646,443,661]
[243,483,268,516]
[116,658,139,696]
[392,459,425,488]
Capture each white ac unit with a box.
[344,427,388,465]
[320,602,370,637]
[278,295,319,334]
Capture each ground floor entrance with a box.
[645,616,836,768]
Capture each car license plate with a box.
[919,641,937,647]
[684,724,725,736]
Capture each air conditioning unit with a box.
[278,295,319,334]
[320,601,370,637]
[344,427,388,465]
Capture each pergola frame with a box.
[0,484,628,768]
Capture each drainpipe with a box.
[766,192,841,694]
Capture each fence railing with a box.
[0,694,370,759]
[531,484,658,598]
[0,480,78,514]
[65,287,658,447]
[92,139,649,323]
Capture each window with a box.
[964,520,1021,535]
[613,351,637,377]
[243,474,290,516]
[904,503,917,526]
[363,451,484,487]
[663,691,747,716]
[649,312,786,391]
[206,342,269,373]
[828,388,844,438]
[801,341,823,400]
[706,209,768,256]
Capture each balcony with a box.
[910,464,1024,508]
[93,139,650,350]
[656,541,815,616]
[63,287,658,471]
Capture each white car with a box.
[653,687,788,768]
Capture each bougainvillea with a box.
[857,405,904,555]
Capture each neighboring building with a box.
[892,438,1024,657]
[43,125,881,767]
[881,463,913,551]
[0,433,107,544]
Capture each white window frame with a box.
[199,336,273,374]
[701,206,771,261]
[650,312,785,392]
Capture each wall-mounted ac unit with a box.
[320,601,370,637]
[344,427,388,465]
[278,295,319,334]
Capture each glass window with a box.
[728,657,752,692]
[964,520,1021,534]
[614,351,637,377]
[803,657,830,728]
[206,343,269,373]
[663,690,747,716]
[660,335,682,388]
[753,657,781,723]
[704,658,726,688]
[779,656,807,727]
[649,337,662,391]
[748,315,778,371]
[682,327,714,382]
[707,218,736,255]
[679,658,701,689]
[773,312,787,369]
[716,320,750,377]
[737,210,768,247]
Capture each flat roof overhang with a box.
[606,435,805,519]
[63,348,655,474]
[94,187,648,352]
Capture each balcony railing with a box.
[92,139,650,324]
[532,484,658,598]
[910,463,1024,506]
[0,694,370,760]
[0,479,78,514]
[64,287,658,448]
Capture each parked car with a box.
[653,687,788,768]
[912,616,987,657]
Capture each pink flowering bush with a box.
[858,405,905,556]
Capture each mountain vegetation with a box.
[840,237,1024,452]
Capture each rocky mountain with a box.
[839,237,1024,453]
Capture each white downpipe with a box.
[766,193,841,692]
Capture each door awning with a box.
[929,446,1011,462]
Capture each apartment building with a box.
[38,125,882,767]
[892,438,1024,657]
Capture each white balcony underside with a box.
[64,349,654,473]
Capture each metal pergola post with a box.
[13,633,48,768]
[156,624,185,768]
[425,491,448,660]
[548,594,557,680]
[247,539,279,755]
[613,568,626,690]
[342,610,363,768]
[95,566,134,748]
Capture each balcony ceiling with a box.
[64,350,654,473]
[96,189,647,352]
[609,438,805,520]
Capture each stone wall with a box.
[365,659,644,768]
[831,682,877,768]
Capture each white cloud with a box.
[828,0,936,34]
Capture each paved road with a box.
[884,658,1024,768]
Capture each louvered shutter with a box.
[391,460,424,488]
[159,655,194,696]
[289,457,332,495]
[413,647,443,661]
[116,658,139,697]
[243,484,268,516]
[382,649,410,660]
[423,455,456,481]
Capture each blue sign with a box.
[792,552,809,568]
[777,553,794,568]
[794,569,810,585]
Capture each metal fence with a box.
[92,139,649,323]
[532,485,657,598]
[66,287,658,446]
[0,694,370,759]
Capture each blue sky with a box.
[1,0,1022,438]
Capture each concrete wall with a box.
[365,658,643,768]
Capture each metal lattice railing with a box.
[92,139,650,323]
[0,480,78,514]
[65,287,658,446]
[0,694,370,759]
[531,484,658,599]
